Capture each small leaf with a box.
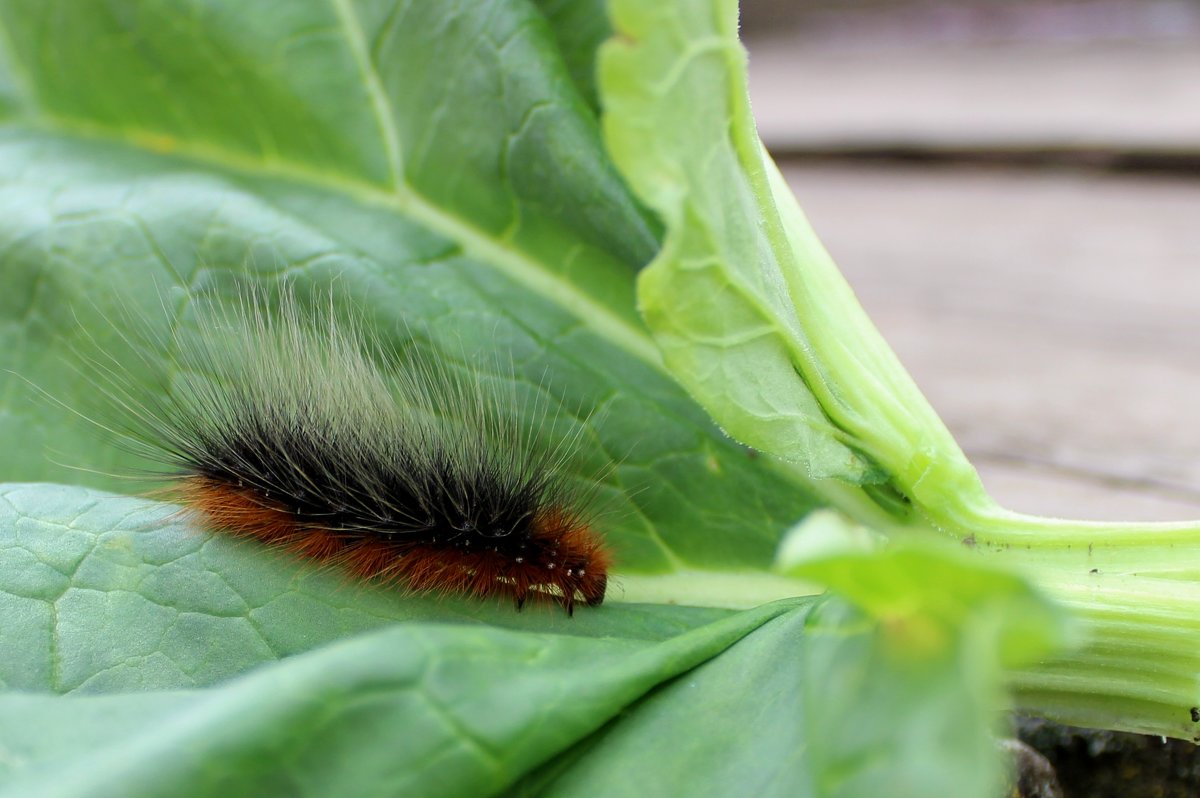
[802,600,1009,798]
[775,519,1074,798]
[777,517,1072,667]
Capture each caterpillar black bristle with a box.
[92,292,611,614]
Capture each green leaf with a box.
[598,0,870,483]
[775,513,1073,798]
[0,602,804,798]
[0,0,820,593]
[600,0,986,508]
[777,512,1072,667]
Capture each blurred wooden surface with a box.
[781,164,1200,521]
[745,11,1200,522]
[752,42,1200,156]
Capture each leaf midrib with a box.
[328,0,403,187]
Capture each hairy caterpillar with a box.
[86,292,611,614]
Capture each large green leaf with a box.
[0,1,1093,795]
[0,0,819,589]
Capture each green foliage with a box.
[0,0,1194,796]
[775,511,1070,797]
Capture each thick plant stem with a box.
[914,496,1200,739]
[1007,573,1200,739]
[819,472,1200,739]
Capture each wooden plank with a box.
[781,163,1200,520]
[749,40,1200,154]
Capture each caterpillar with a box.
[86,292,611,614]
